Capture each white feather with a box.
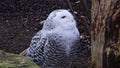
[42,9,80,55]
[26,9,81,67]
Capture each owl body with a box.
[42,26,80,68]
[23,9,88,68]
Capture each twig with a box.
[66,0,91,36]
[66,0,74,13]
[80,0,91,24]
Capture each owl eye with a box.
[61,16,66,19]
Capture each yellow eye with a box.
[61,16,66,19]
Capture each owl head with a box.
[43,9,77,30]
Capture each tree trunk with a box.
[91,0,120,68]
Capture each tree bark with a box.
[91,0,120,68]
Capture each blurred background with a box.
[0,0,91,54]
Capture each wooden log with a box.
[91,0,120,68]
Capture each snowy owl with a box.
[20,9,89,68]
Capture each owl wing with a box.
[20,30,47,65]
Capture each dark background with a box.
[0,0,91,54]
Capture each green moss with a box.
[0,50,40,68]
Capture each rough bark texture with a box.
[91,0,120,68]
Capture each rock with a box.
[0,50,40,68]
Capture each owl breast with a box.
[48,27,80,56]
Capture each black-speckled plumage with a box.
[21,9,90,68]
